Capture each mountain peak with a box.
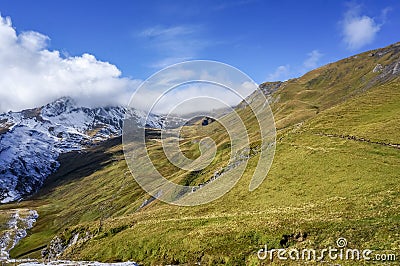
[0,98,165,203]
[42,97,77,117]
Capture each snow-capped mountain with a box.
[0,97,164,203]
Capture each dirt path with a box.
[316,133,400,149]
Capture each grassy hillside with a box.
[263,42,400,129]
[1,43,400,265]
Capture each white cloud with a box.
[303,50,323,69]
[380,7,392,23]
[129,81,255,115]
[0,15,140,113]
[266,65,290,81]
[149,56,193,69]
[0,15,254,115]
[266,50,324,81]
[129,61,258,115]
[19,31,49,51]
[138,25,207,68]
[139,25,196,38]
[152,83,244,114]
[340,4,382,50]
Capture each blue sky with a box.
[0,0,399,112]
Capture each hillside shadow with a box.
[32,136,123,199]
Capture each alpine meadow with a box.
[1,42,400,265]
[0,1,400,265]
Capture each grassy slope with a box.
[0,137,149,258]
[0,43,399,264]
[267,42,400,129]
[63,79,400,265]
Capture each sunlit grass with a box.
[1,47,400,264]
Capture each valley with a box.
[1,42,400,265]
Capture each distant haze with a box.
[0,15,141,113]
[0,15,254,114]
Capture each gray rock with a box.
[373,64,383,73]
[393,62,400,75]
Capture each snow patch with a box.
[0,209,38,260]
[0,97,165,203]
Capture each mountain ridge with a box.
[0,41,400,264]
[0,97,164,203]
[255,41,400,129]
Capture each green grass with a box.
[1,43,400,265]
[306,78,400,144]
[265,43,400,129]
